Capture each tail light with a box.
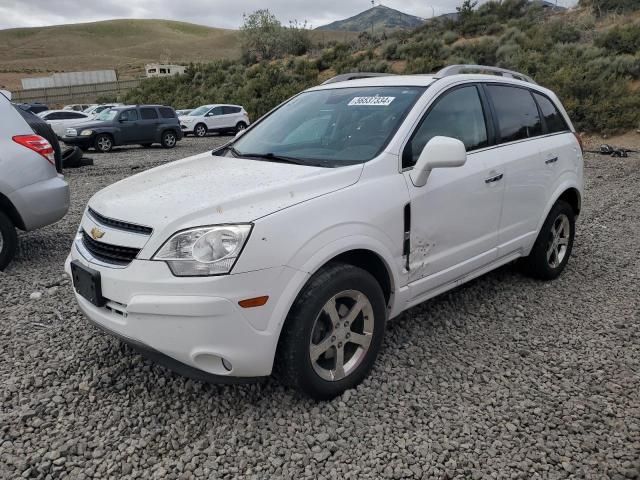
[12,135,55,166]
[573,132,584,154]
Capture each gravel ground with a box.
[1,138,639,480]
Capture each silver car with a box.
[0,90,70,270]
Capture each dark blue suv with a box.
[62,105,183,152]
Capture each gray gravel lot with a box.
[1,137,639,480]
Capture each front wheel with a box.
[194,123,207,137]
[0,211,18,271]
[94,134,113,153]
[522,200,575,280]
[275,263,387,400]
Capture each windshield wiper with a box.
[237,152,311,166]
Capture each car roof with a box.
[308,73,550,94]
[40,109,89,114]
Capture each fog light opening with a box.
[222,358,233,372]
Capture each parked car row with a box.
[29,102,250,153]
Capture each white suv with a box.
[180,104,250,137]
[66,66,584,399]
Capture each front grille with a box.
[82,231,140,266]
[88,208,153,235]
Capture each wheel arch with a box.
[537,180,582,234]
[0,191,25,230]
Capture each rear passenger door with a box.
[139,107,160,142]
[483,84,548,256]
[221,106,241,129]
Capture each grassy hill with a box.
[317,5,424,32]
[0,19,355,89]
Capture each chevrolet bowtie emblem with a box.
[91,227,105,240]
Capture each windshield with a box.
[96,109,118,121]
[231,86,425,166]
[190,106,211,116]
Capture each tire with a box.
[161,131,177,149]
[275,263,387,400]
[194,123,207,137]
[521,200,575,280]
[236,121,247,133]
[0,210,18,271]
[140,143,153,148]
[94,134,113,153]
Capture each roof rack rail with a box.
[322,72,394,85]
[435,64,536,84]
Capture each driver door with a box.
[118,109,141,143]
[204,106,224,131]
[402,84,505,299]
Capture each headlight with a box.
[153,225,252,276]
[80,129,93,136]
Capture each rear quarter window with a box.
[486,85,542,143]
[533,93,569,133]
[159,107,176,119]
[140,107,159,120]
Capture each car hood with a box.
[70,120,109,130]
[89,152,363,237]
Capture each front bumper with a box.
[65,243,302,379]
[180,124,194,134]
[9,174,69,231]
[61,135,93,149]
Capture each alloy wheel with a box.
[547,213,570,268]
[164,133,176,147]
[97,136,112,152]
[0,229,4,254]
[309,290,374,382]
[195,125,206,137]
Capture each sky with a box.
[0,0,579,30]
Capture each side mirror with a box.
[0,89,11,100]
[118,118,126,123]
[410,136,467,187]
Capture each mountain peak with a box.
[316,5,424,32]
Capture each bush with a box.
[595,24,640,54]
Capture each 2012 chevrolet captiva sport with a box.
[66,65,584,399]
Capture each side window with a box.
[140,107,159,120]
[159,107,176,119]
[208,107,223,116]
[67,112,86,119]
[533,93,569,134]
[45,113,60,120]
[486,85,542,143]
[403,86,488,168]
[119,110,139,122]
[223,106,241,114]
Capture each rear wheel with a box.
[522,200,575,280]
[0,211,18,271]
[194,123,207,137]
[275,263,387,400]
[236,121,247,133]
[161,131,177,149]
[94,134,113,153]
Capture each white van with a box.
[66,65,584,399]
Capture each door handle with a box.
[545,156,558,164]
[485,173,504,184]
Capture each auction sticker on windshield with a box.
[348,96,395,106]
